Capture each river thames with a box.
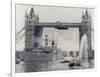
[15,59,94,73]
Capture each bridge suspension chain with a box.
[16,26,25,37]
[16,32,25,43]
[16,26,25,43]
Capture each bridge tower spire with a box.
[80,9,92,59]
[25,7,43,51]
[25,7,39,51]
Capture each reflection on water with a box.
[15,60,94,73]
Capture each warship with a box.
[21,34,64,62]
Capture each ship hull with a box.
[22,51,54,62]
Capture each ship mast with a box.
[45,34,48,47]
[52,30,55,46]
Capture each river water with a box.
[15,59,94,73]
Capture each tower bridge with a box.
[16,7,93,59]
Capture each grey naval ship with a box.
[21,34,63,62]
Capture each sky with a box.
[15,4,94,51]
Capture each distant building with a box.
[69,51,74,57]
[75,51,79,57]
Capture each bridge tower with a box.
[80,9,92,59]
[25,7,40,51]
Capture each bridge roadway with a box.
[29,22,84,28]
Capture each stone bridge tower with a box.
[80,9,92,59]
[25,7,42,51]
